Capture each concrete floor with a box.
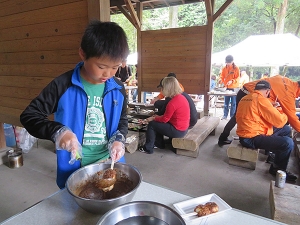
[0,115,299,223]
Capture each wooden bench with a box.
[172,116,220,158]
[227,139,259,170]
[269,180,300,225]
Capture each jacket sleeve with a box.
[20,77,66,142]
[258,98,288,128]
[155,101,175,123]
[280,96,300,132]
[117,85,128,138]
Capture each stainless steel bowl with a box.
[97,201,186,225]
[66,163,142,214]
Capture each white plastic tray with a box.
[173,193,232,223]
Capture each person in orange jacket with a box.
[219,55,240,120]
[218,75,300,146]
[236,80,297,181]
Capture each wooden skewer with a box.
[110,160,114,170]
[180,212,197,218]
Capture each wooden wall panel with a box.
[0,0,88,128]
[140,26,208,94]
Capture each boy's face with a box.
[79,48,122,84]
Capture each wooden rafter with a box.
[204,0,213,18]
[213,0,233,22]
[148,2,154,8]
[124,0,141,29]
[163,0,170,7]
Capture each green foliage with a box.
[111,14,137,53]
[142,8,169,30]
[177,3,207,27]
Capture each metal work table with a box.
[0,181,286,225]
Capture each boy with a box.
[20,21,129,189]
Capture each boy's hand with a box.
[55,129,82,164]
[109,141,125,162]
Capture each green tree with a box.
[111,14,136,53]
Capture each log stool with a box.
[125,130,146,153]
[227,139,259,170]
[269,180,300,225]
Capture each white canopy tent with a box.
[126,52,137,65]
[212,33,300,67]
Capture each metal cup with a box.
[135,106,140,113]
[7,148,23,169]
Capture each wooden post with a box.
[136,2,142,102]
[87,0,110,22]
[0,123,6,149]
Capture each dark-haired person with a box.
[219,55,240,120]
[20,21,129,189]
[236,80,297,181]
[218,75,300,147]
[115,59,132,83]
[139,77,190,154]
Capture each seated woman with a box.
[139,76,190,154]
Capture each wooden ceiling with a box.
[110,0,204,14]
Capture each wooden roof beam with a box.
[163,0,170,7]
[213,0,233,22]
[117,4,135,26]
[204,0,213,19]
[148,2,155,8]
[124,0,141,29]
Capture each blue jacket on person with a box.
[20,62,128,188]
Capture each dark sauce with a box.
[115,216,168,225]
[78,170,134,200]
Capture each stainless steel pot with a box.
[97,201,186,225]
[7,149,23,169]
[66,163,142,214]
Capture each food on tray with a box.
[128,123,143,130]
[194,202,219,217]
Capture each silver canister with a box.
[7,148,23,169]
[135,106,140,113]
[275,170,286,188]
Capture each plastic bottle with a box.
[3,123,16,147]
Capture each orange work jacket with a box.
[220,64,240,89]
[243,75,300,132]
[157,82,184,100]
[236,91,288,138]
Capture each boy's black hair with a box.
[81,20,129,61]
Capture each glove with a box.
[54,127,82,165]
[109,141,125,162]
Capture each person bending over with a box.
[218,75,300,146]
[236,80,297,181]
